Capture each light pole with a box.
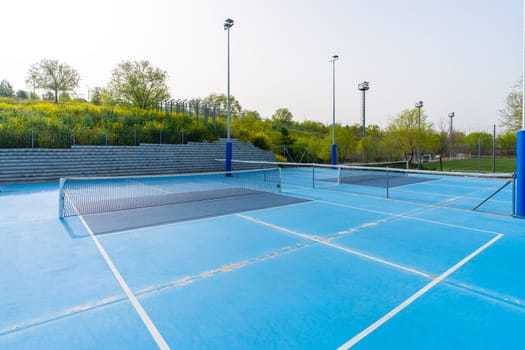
[358,81,370,140]
[224,18,234,172]
[448,112,455,160]
[517,0,525,216]
[330,54,339,166]
[415,101,424,169]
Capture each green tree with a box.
[301,120,328,134]
[15,90,29,99]
[385,108,433,164]
[334,125,359,162]
[463,132,493,155]
[272,108,293,124]
[26,59,80,103]
[497,131,517,156]
[500,79,522,132]
[359,125,382,161]
[202,93,242,117]
[0,79,14,97]
[108,60,170,109]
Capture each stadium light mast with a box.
[330,54,339,166]
[448,112,455,160]
[415,101,424,169]
[224,18,234,173]
[358,81,370,139]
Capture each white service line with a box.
[315,199,503,236]
[336,233,503,349]
[78,215,170,350]
[237,214,432,279]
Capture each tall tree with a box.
[0,79,14,97]
[202,93,242,117]
[108,60,170,109]
[26,59,80,103]
[385,108,433,164]
[500,79,522,132]
[271,108,293,124]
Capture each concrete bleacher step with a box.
[0,139,275,183]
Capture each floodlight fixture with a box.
[358,81,370,91]
[224,18,234,30]
[358,81,370,139]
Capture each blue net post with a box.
[516,130,525,216]
[331,144,337,166]
[225,141,233,173]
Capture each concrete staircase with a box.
[0,139,275,183]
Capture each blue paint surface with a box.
[332,218,496,275]
[353,284,525,350]
[139,244,428,349]
[246,200,391,237]
[98,215,308,293]
[1,178,524,349]
[0,300,157,349]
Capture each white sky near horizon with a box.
[1,0,523,133]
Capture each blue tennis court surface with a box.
[1,168,524,349]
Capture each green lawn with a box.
[422,157,516,173]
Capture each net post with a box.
[312,163,316,188]
[58,177,65,219]
[278,167,282,192]
[517,130,525,217]
[386,169,390,199]
[225,141,233,175]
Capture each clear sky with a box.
[2,0,523,133]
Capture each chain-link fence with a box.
[0,129,191,148]
[156,99,219,127]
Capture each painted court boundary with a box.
[77,215,170,350]
[237,214,433,279]
[336,233,503,349]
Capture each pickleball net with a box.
[59,168,282,218]
[227,160,516,215]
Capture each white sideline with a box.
[336,233,503,349]
[78,215,170,349]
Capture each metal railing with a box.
[0,129,196,148]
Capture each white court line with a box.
[127,178,174,194]
[336,233,503,349]
[314,199,503,236]
[77,215,170,349]
[237,214,432,279]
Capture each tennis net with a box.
[225,160,515,215]
[59,168,281,218]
